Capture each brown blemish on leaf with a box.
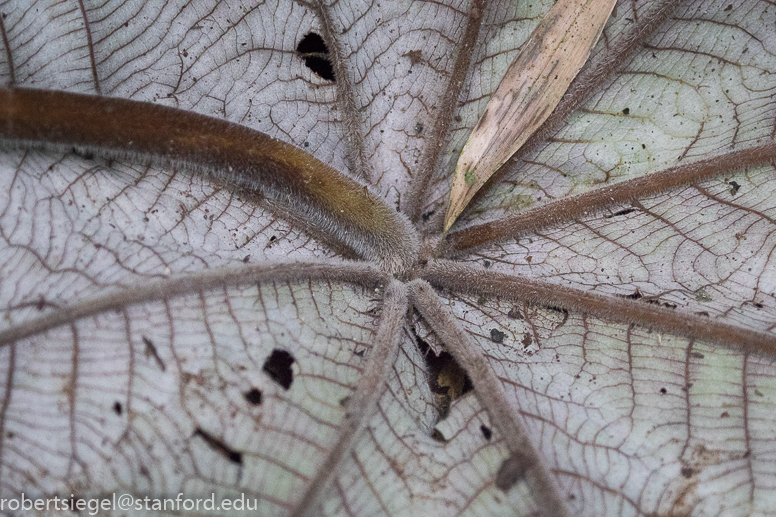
[403,49,423,66]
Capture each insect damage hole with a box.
[411,321,473,420]
[263,349,295,390]
[296,32,335,81]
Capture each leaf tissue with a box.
[0,1,775,516]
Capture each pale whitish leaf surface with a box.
[442,291,776,516]
[450,0,776,228]
[0,0,775,516]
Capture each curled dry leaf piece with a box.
[444,0,618,231]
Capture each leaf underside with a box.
[0,1,775,517]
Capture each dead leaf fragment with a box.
[444,0,618,231]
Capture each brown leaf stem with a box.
[0,87,419,273]
[444,142,776,254]
[420,259,776,359]
[291,279,408,517]
[408,279,570,517]
[0,260,386,347]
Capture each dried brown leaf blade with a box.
[444,0,618,231]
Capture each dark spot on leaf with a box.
[521,333,532,348]
[112,401,122,415]
[242,255,250,263]
[480,425,492,441]
[483,260,491,268]
[454,115,462,122]
[269,235,277,242]
[642,143,646,149]
[622,107,630,115]
[625,288,643,299]
[724,4,733,10]
[721,411,729,418]
[507,307,523,319]
[431,428,447,442]
[193,428,243,465]
[262,349,295,390]
[296,32,335,81]
[490,329,505,343]
[755,389,764,397]
[142,336,166,372]
[754,302,764,309]
[728,180,741,195]
[339,395,350,407]
[660,387,667,394]
[243,388,262,405]
[646,299,677,310]
[415,122,423,134]
[691,352,705,359]
[421,209,435,221]
[681,467,695,478]
[496,452,531,491]
[605,208,636,218]
[403,49,423,66]
[71,147,94,160]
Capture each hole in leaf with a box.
[193,428,243,465]
[263,349,295,390]
[431,428,447,443]
[480,424,492,441]
[728,180,741,195]
[411,319,472,420]
[243,388,263,405]
[296,32,335,81]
